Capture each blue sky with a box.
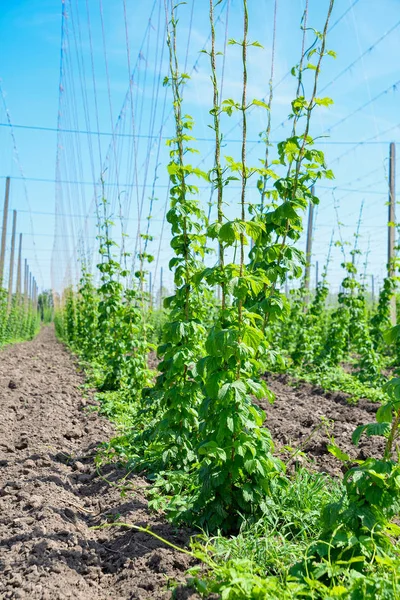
[0,0,400,296]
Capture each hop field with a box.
[1,0,400,598]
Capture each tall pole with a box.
[0,176,10,286]
[388,142,396,325]
[24,260,28,309]
[16,234,22,295]
[316,260,319,288]
[7,210,17,310]
[304,186,315,303]
[371,274,375,305]
[33,278,37,309]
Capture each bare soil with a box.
[0,327,199,600]
[261,374,385,477]
[0,329,386,599]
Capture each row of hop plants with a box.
[54,210,155,398]
[270,249,399,391]
[0,285,41,346]
[56,1,400,596]
[56,0,336,529]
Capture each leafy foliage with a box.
[0,283,40,346]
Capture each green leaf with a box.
[365,422,391,438]
[384,325,400,345]
[314,97,334,107]
[327,443,350,462]
[243,325,263,351]
[246,378,267,399]
[231,379,247,401]
[352,424,368,446]
[219,222,237,245]
[242,484,254,502]
[365,484,383,505]
[252,98,269,110]
[376,403,393,424]
[198,441,218,455]
[244,458,257,473]
[218,383,232,401]
[353,422,391,445]
[384,377,400,400]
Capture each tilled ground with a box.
[0,328,198,600]
[261,374,385,476]
[0,329,387,599]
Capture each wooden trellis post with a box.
[16,234,22,295]
[7,210,17,311]
[0,177,10,286]
[24,260,28,308]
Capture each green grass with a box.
[185,470,400,599]
[289,364,386,403]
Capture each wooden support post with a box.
[33,278,37,309]
[304,186,315,303]
[16,234,22,295]
[0,176,10,286]
[316,261,319,288]
[24,260,28,308]
[388,142,396,325]
[29,272,32,305]
[7,210,17,311]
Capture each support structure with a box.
[7,210,17,311]
[0,177,10,286]
[16,234,22,295]
[24,260,28,308]
[33,278,37,309]
[388,142,396,325]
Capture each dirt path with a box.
[0,328,197,600]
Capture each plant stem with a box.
[259,0,277,211]
[166,2,190,323]
[209,0,225,309]
[238,0,248,347]
[261,0,335,333]
[385,406,400,460]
